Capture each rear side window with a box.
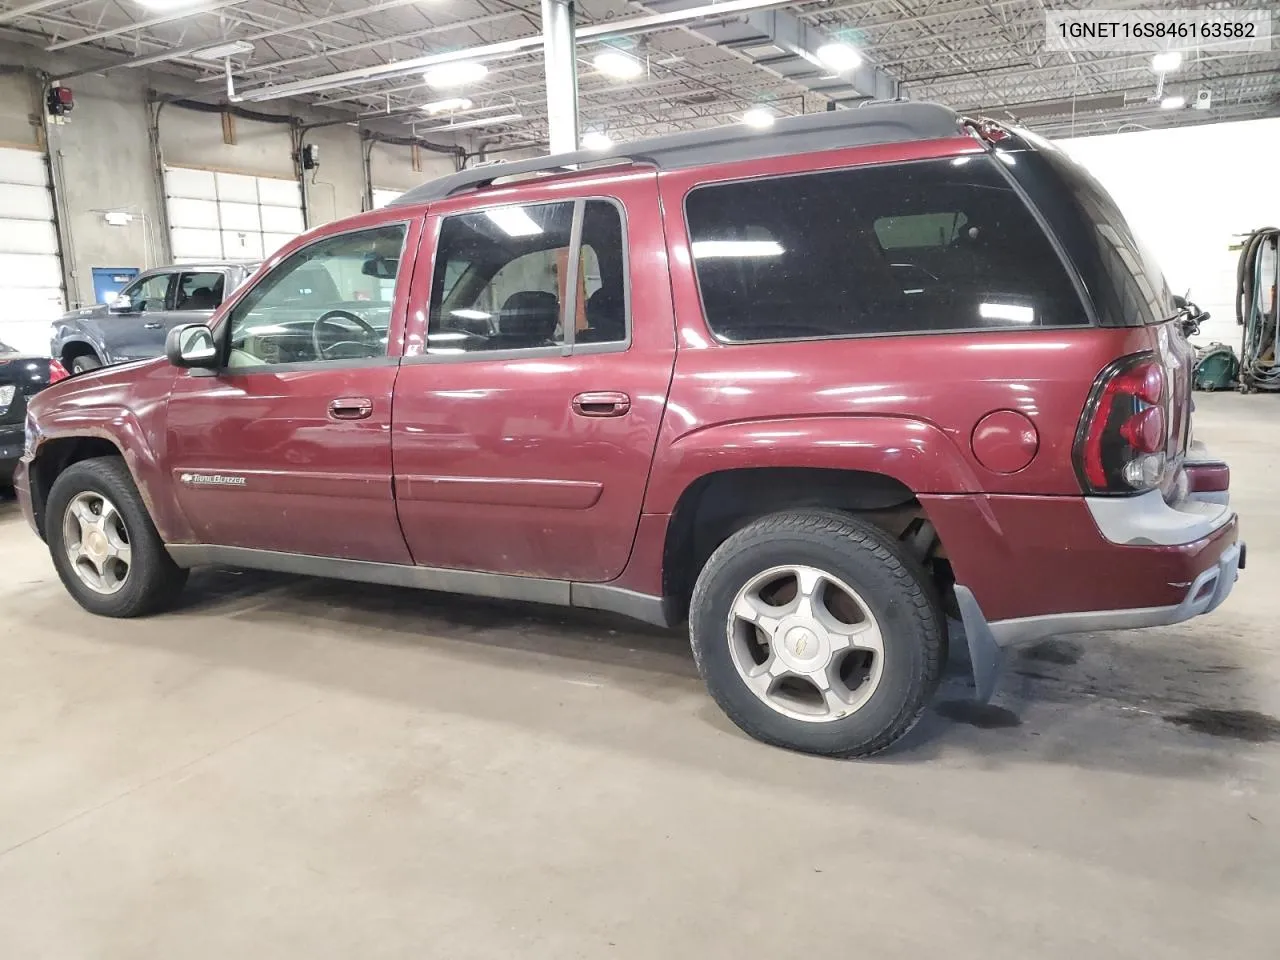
[684,156,1086,343]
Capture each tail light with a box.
[47,359,69,384]
[1073,353,1169,494]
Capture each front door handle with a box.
[572,391,631,418]
[329,396,373,420]
[143,321,163,329]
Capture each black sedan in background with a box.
[1,340,68,489]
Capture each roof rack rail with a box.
[391,101,961,208]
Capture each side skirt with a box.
[165,544,673,629]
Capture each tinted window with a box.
[226,223,406,368]
[122,274,172,313]
[175,271,226,311]
[429,200,627,353]
[685,157,1085,343]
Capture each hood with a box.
[26,356,172,421]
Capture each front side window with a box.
[685,157,1086,343]
[121,274,172,313]
[428,199,627,354]
[175,271,226,311]
[225,223,407,368]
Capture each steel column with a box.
[541,0,579,154]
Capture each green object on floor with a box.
[1193,344,1239,392]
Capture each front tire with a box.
[45,457,187,617]
[690,510,944,758]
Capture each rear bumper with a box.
[923,477,1242,701]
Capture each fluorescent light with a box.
[593,50,644,80]
[816,42,862,73]
[1152,51,1183,73]
[980,302,1035,324]
[1160,95,1186,110]
[424,60,488,89]
[422,97,473,114]
[135,0,210,9]
[485,206,543,238]
[581,131,614,151]
[420,112,522,133]
[192,40,254,60]
[692,240,784,259]
[450,309,491,321]
[742,107,774,129]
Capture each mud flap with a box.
[954,586,1004,703]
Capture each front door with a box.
[165,219,420,564]
[100,271,174,361]
[392,170,676,582]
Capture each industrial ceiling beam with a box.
[228,0,802,103]
[45,0,249,52]
[0,0,67,25]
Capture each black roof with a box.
[392,101,962,208]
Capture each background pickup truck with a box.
[51,261,256,373]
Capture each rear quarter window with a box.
[684,156,1087,343]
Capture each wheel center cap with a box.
[86,530,108,557]
[775,620,830,671]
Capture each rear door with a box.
[160,269,230,347]
[392,169,676,582]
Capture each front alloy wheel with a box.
[62,491,132,594]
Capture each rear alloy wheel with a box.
[45,457,188,617]
[70,355,101,374]
[690,510,944,758]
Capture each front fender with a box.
[643,414,983,514]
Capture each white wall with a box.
[1058,118,1280,346]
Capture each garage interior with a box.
[1,1,1279,956]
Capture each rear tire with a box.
[690,510,944,758]
[45,457,187,617]
[70,354,101,374]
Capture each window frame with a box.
[682,155,1093,347]
[216,219,412,374]
[415,195,631,365]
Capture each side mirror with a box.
[165,324,219,369]
[108,295,133,314]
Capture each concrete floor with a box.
[1,391,1278,959]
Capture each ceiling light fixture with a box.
[1160,95,1186,110]
[191,40,254,61]
[424,60,488,89]
[593,49,644,80]
[1152,51,1183,73]
[422,97,474,114]
[815,42,862,73]
[742,107,775,129]
[420,111,523,133]
[581,131,614,150]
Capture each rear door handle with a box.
[143,321,163,329]
[329,396,373,420]
[572,391,631,418]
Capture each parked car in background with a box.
[51,262,257,373]
[14,104,1241,758]
[0,339,67,488]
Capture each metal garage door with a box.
[0,145,64,355]
[164,167,305,264]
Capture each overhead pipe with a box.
[227,0,802,104]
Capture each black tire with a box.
[70,354,101,374]
[690,510,945,758]
[44,456,187,617]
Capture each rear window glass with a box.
[684,156,1086,343]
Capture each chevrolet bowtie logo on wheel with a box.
[180,473,246,487]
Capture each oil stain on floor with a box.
[1163,708,1280,743]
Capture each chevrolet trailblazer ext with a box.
[15,103,1241,757]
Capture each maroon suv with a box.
[15,103,1241,757]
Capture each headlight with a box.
[0,384,14,413]
[23,411,41,459]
